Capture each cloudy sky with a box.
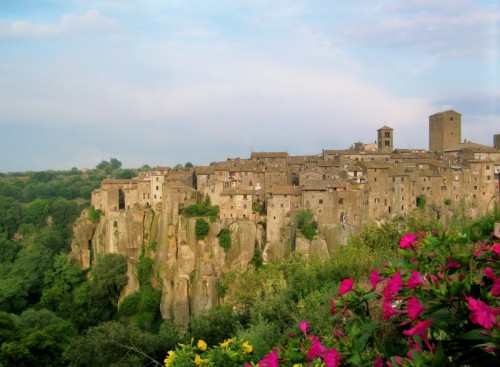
[0,0,499,172]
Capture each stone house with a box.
[219,188,254,220]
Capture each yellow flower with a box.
[194,354,208,366]
[164,350,175,366]
[197,339,207,351]
[242,341,253,354]
[292,364,302,367]
[220,338,233,348]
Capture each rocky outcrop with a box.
[72,207,264,327]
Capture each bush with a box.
[195,218,209,240]
[295,209,318,241]
[218,228,232,252]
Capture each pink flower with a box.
[370,270,383,290]
[484,267,495,279]
[386,272,403,295]
[339,278,355,296]
[329,298,337,315]
[323,349,340,367]
[443,257,461,270]
[259,350,279,367]
[374,355,383,367]
[406,270,425,289]
[467,298,498,329]
[492,244,500,256]
[400,233,417,249]
[407,296,426,320]
[492,278,500,297]
[403,319,433,339]
[383,300,404,320]
[393,356,406,366]
[299,320,310,337]
[306,336,326,360]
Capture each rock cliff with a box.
[71,208,334,326]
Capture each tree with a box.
[63,321,180,367]
[0,197,23,238]
[24,199,50,228]
[109,158,122,170]
[184,162,194,168]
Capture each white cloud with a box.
[0,10,118,38]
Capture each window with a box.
[243,204,247,209]
[339,198,344,204]
[156,186,159,190]
[243,194,248,200]
[319,199,323,204]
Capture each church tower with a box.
[429,110,461,153]
[377,125,394,152]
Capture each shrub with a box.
[195,218,209,240]
[218,228,231,252]
[295,209,318,241]
[87,205,102,224]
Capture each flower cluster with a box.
[164,337,254,367]
[328,230,500,366]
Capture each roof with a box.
[251,151,289,159]
[268,185,302,196]
[445,141,499,153]
[302,179,346,191]
[378,125,394,130]
[357,161,394,169]
[195,166,215,175]
[429,109,461,117]
[220,188,255,196]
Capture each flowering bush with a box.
[254,229,499,366]
[164,337,254,367]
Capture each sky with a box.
[0,0,499,172]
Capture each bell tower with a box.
[377,126,393,152]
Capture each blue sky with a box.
[0,0,498,172]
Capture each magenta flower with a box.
[492,244,500,256]
[259,349,279,367]
[323,348,340,367]
[339,278,355,296]
[400,233,417,249]
[370,270,383,290]
[383,300,404,320]
[484,267,495,279]
[403,319,433,339]
[406,270,425,289]
[407,296,426,320]
[467,297,498,329]
[374,355,384,367]
[492,278,500,297]
[443,257,461,270]
[306,336,326,360]
[386,272,403,295]
[299,320,310,337]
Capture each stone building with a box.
[429,110,461,153]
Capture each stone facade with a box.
[429,110,462,153]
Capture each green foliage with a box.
[24,198,50,227]
[64,321,180,367]
[70,254,128,330]
[416,195,426,209]
[118,287,162,331]
[236,320,282,361]
[195,218,209,240]
[444,198,452,206]
[295,209,318,240]
[184,162,194,168]
[0,197,23,239]
[137,254,154,287]
[188,305,243,346]
[87,205,102,225]
[181,195,219,221]
[218,228,232,252]
[0,308,77,367]
[348,220,400,251]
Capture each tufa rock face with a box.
[72,207,266,326]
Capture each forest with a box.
[0,160,498,366]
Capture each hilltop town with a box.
[90,110,500,244]
[70,109,500,325]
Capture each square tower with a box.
[377,125,394,152]
[429,110,461,153]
